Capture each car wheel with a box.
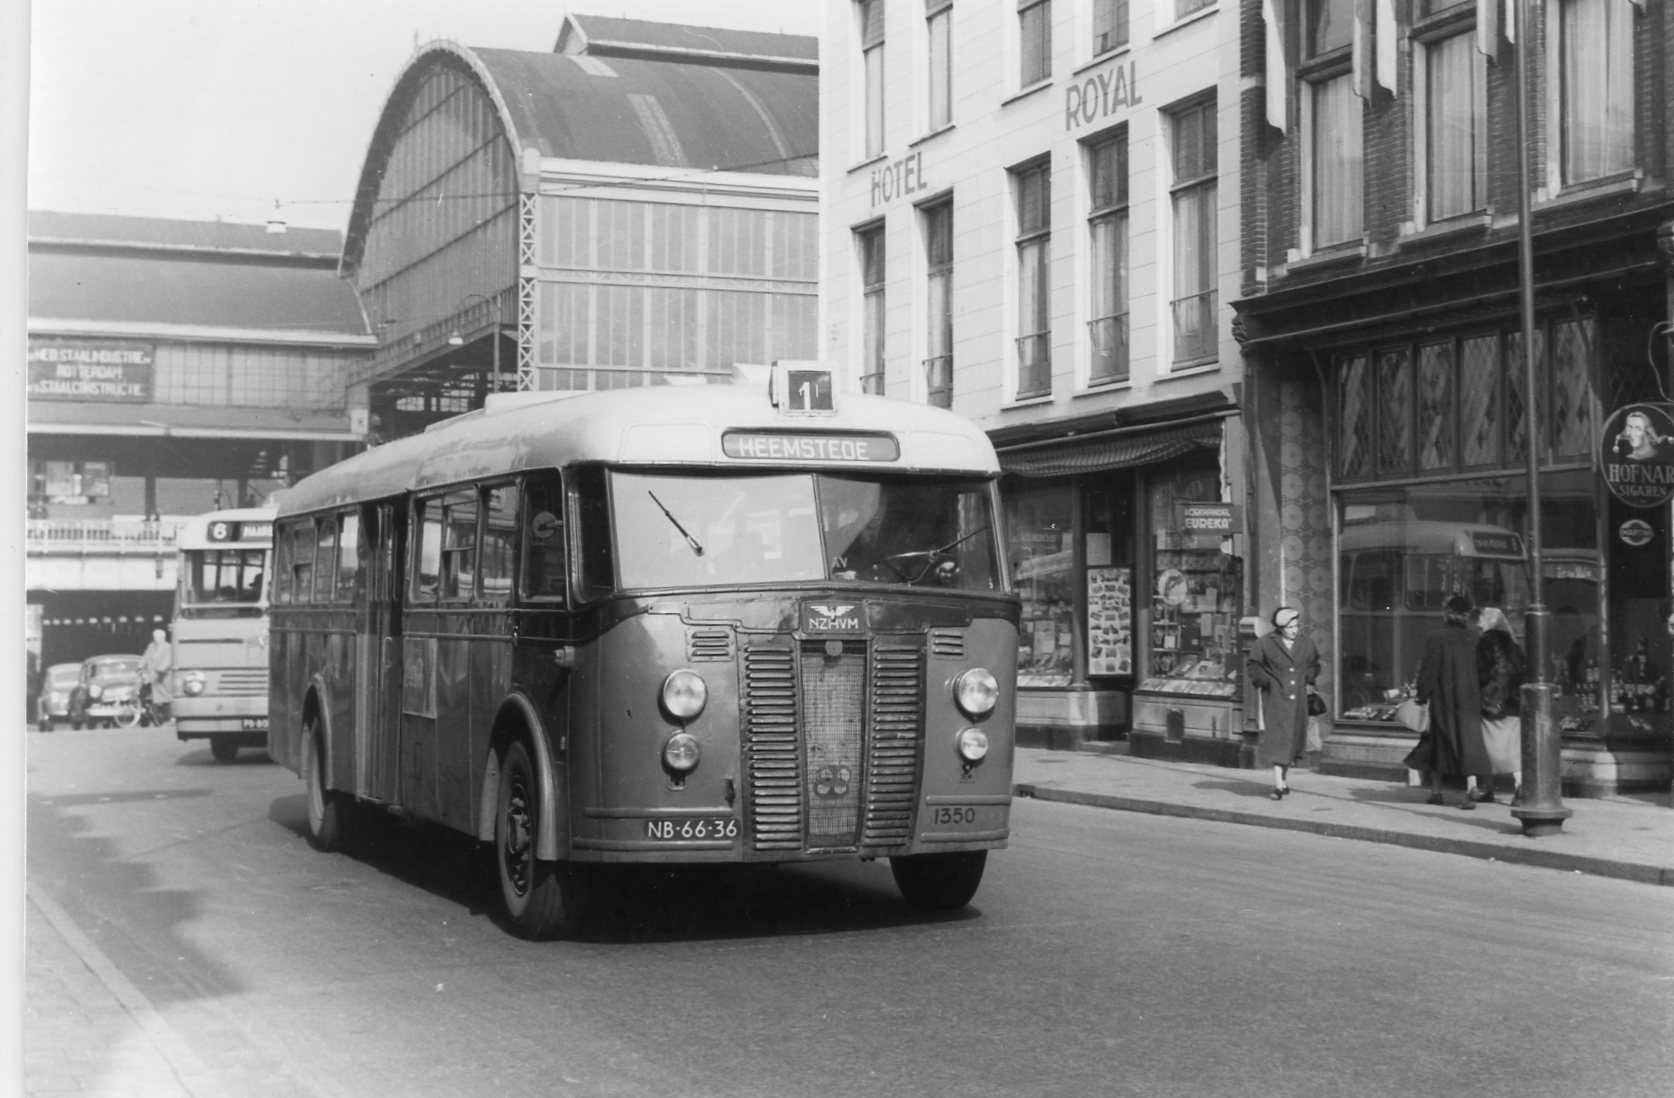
[496,739,589,940]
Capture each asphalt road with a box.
[25,725,1674,1098]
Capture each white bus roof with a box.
[174,507,278,550]
[1338,520,1524,559]
[279,384,1002,517]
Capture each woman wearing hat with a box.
[1246,606,1321,799]
[1404,592,1491,808]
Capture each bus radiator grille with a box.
[213,668,268,696]
[929,629,964,659]
[743,645,802,850]
[688,629,733,662]
[862,645,925,849]
[799,640,866,848]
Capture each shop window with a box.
[1007,485,1076,687]
[1143,462,1241,695]
[1375,347,1414,476]
[1417,341,1455,471]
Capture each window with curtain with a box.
[1423,31,1487,221]
[1013,161,1052,398]
[1087,130,1129,385]
[1310,74,1364,247]
[923,200,954,408]
[1093,0,1128,54]
[858,224,887,395]
[1169,99,1216,365]
[1557,0,1635,185]
[927,0,952,130]
[860,0,886,158]
[1019,0,1051,86]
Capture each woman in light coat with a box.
[1246,606,1321,799]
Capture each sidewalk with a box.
[1013,745,1674,887]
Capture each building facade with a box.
[823,0,1254,754]
[1235,0,1674,792]
[339,16,821,436]
[25,213,370,668]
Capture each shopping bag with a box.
[1305,717,1324,753]
[1481,714,1520,774]
[1395,697,1429,733]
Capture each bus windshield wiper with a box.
[647,491,705,557]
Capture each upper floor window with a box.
[1175,0,1214,18]
[927,0,953,130]
[858,224,887,395]
[1013,160,1052,398]
[1555,0,1634,186]
[1302,0,1362,251]
[1419,27,1487,222]
[923,200,955,408]
[1087,130,1130,385]
[860,0,887,158]
[1308,0,1354,53]
[1168,99,1217,366]
[1093,0,1128,55]
[1019,0,1051,87]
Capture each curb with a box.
[1012,783,1674,888]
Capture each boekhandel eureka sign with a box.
[1598,402,1674,508]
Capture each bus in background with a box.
[269,366,1019,939]
[172,506,276,761]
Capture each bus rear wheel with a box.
[304,720,354,851]
[889,850,987,912]
[496,740,589,940]
[210,739,239,762]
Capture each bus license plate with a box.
[645,818,738,841]
[240,717,269,730]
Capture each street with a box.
[25,724,1674,1098]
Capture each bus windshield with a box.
[180,548,267,616]
[608,471,1000,591]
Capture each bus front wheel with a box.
[211,739,239,763]
[889,850,987,912]
[304,721,354,851]
[496,740,589,940]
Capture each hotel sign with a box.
[1599,403,1674,508]
[28,340,155,402]
[1065,59,1142,131]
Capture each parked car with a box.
[69,654,144,729]
[36,663,81,731]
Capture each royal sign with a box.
[1598,403,1674,509]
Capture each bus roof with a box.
[174,507,278,550]
[1338,520,1525,559]
[278,384,1003,517]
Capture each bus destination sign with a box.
[722,430,900,463]
[208,521,272,543]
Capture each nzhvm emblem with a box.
[804,602,862,633]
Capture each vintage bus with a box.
[268,371,1019,938]
[172,506,276,760]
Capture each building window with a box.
[1420,28,1487,222]
[858,224,887,395]
[1019,0,1051,87]
[1302,0,1362,250]
[1093,0,1128,55]
[860,0,886,159]
[1013,161,1052,398]
[927,0,953,130]
[923,200,954,408]
[1175,0,1213,18]
[1087,130,1129,385]
[1555,0,1635,186]
[1168,99,1216,366]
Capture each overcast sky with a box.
[24,1,823,232]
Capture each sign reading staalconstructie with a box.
[28,340,155,402]
[1598,402,1674,509]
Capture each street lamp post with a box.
[447,293,504,395]
[1510,0,1570,837]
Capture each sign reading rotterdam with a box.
[28,340,155,402]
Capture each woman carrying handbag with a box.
[1246,606,1322,800]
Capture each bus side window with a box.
[572,466,616,602]
[336,511,360,602]
[314,516,339,603]
[413,498,442,603]
[272,526,293,604]
[441,490,478,601]
[292,523,316,604]
[481,483,519,603]
[520,475,566,601]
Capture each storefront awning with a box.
[998,420,1223,477]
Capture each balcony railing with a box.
[26,519,182,553]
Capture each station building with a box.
[340,15,821,437]
[25,213,370,667]
[1233,0,1674,792]
[821,0,1253,754]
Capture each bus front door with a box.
[356,501,402,802]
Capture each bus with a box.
[172,506,276,760]
[268,370,1019,938]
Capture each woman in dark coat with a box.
[1246,606,1321,799]
[1404,593,1491,808]
[1475,606,1526,804]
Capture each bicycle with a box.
[113,684,170,729]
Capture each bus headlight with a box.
[956,727,989,763]
[661,669,708,721]
[663,731,701,774]
[952,668,999,719]
[180,671,206,697]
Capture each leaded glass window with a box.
[1418,342,1455,471]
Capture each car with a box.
[36,663,81,732]
[69,654,144,729]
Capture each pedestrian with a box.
[140,627,174,708]
[1474,606,1526,805]
[1246,605,1321,800]
[1404,593,1490,808]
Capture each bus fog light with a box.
[181,671,206,697]
[953,668,999,718]
[956,727,989,763]
[661,669,708,720]
[663,731,701,774]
